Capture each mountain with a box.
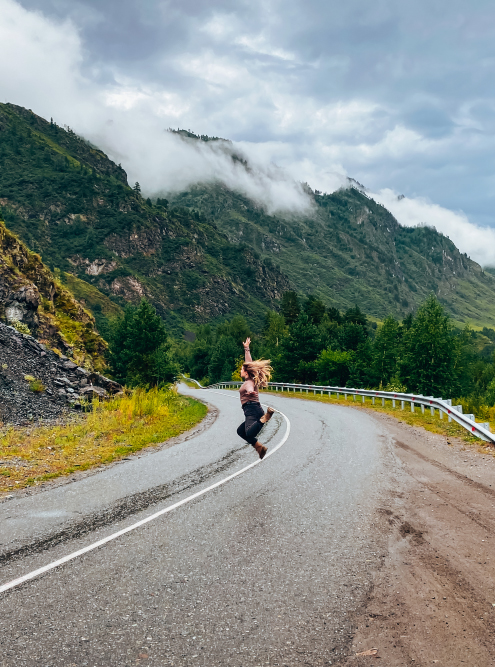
[0,104,289,333]
[169,182,495,327]
[0,219,107,370]
[2,103,495,332]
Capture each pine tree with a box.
[109,299,168,385]
[208,335,238,384]
[326,307,342,324]
[152,342,180,385]
[343,305,367,327]
[278,312,321,382]
[372,316,401,387]
[400,295,462,396]
[280,291,301,325]
[304,295,326,324]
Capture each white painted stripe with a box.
[0,394,290,594]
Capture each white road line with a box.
[0,393,290,594]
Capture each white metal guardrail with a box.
[181,375,494,444]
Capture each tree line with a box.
[107,292,495,416]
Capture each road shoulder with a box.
[344,413,495,666]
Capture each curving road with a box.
[0,385,397,666]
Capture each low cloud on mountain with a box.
[2,0,495,264]
[372,189,495,269]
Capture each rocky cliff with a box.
[0,322,120,425]
[0,219,107,370]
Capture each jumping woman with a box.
[237,337,275,459]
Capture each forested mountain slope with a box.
[1,102,495,331]
[0,104,288,332]
[170,183,495,327]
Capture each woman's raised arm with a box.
[242,337,253,363]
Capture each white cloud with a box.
[372,188,495,267]
[0,0,312,214]
[0,0,89,118]
[3,0,495,260]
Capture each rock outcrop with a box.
[0,219,107,370]
[0,322,120,425]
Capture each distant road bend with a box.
[1,383,494,666]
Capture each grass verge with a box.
[257,387,495,453]
[0,387,207,494]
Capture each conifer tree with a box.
[304,295,326,324]
[281,291,301,325]
[372,316,401,386]
[279,312,321,382]
[208,335,238,384]
[110,299,169,386]
[400,295,461,396]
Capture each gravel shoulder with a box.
[344,411,495,666]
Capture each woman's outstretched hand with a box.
[243,337,251,349]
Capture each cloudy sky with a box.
[2,0,495,264]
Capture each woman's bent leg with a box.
[237,422,249,442]
[237,403,265,447]
[245,419,264,443]
[244,404,265,445]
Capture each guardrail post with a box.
[401,400,405,409]
[465,413,475,422]
[362,395,365,404]
[382,397,385,407]
[421,404,425,414]
[345,393,348,400]
[353,394,356,402]
[411,400,415,413]
[392,399,396,408]
[372,396,375,405]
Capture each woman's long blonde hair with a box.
[243,359,273,388]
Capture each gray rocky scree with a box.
[2,284,42,334]
[0,322,121,425]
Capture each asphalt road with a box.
[0,386,396,666]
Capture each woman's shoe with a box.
[254,442,268,459]
[260,407,275,424]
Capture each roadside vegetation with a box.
[0,387,207,493]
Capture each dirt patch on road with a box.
[342,415,495,667]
